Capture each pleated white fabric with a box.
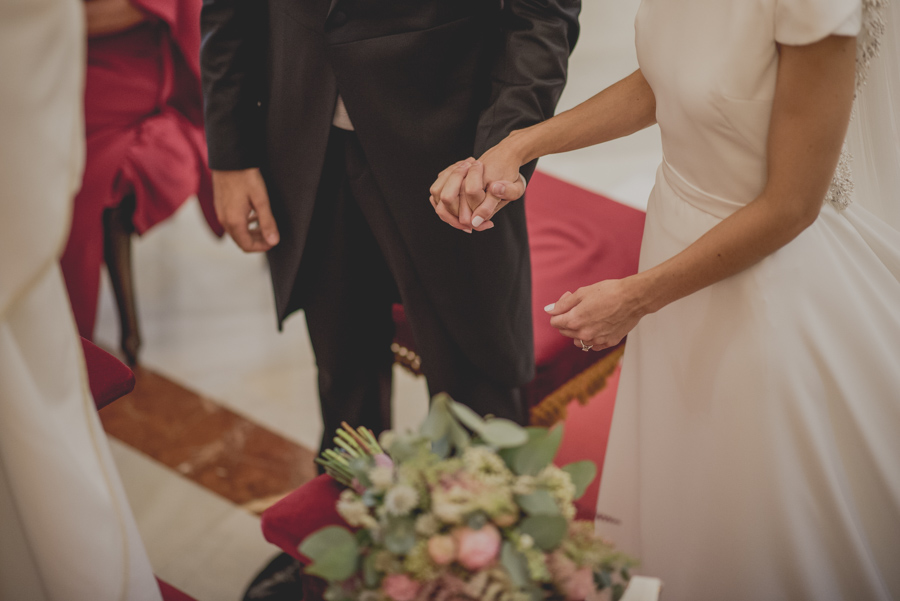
[596,1,900,600]
[0,0,161,599]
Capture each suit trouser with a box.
[297,128,526,454]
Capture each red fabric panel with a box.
[525,172,643,405]
[553,365,621,521]
[261,475,349,563]
[157,578,198,601]
[80,338,136,410]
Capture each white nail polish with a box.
[472,216,484,228]
[544,303,555,312]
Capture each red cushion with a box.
[157,578,197,601]
[80,337,136,410]
[261,474,348,563]
[554,364,621,521]
[524,172,643,405]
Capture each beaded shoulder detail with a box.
[826,0,888,209]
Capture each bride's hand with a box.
[545,278,648,351]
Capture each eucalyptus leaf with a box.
[513,425,563,476]
[518,515,568,551]
[449,400,487,434]
[447,418,471,452]
[500,542,529,589]
[384,517,417,554]
[561,460,597,500]
[419,398,451,442]
[432,435,451,459]
[363,552,381,588]
[480,419,528,448]
[300,526,359,581]
[515,489,560,515]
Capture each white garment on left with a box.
[0,0,160,599]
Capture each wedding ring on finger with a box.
[580,339,593,352]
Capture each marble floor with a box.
[92,2,662,599]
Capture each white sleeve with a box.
[774,0,862,45]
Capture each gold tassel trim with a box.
[392,342,423,376]
[529,345,625,428]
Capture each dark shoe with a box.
[242,553,304,600]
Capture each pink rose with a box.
[560,567,596,601]
[374,453,394,470]
[382,574,421,601]
[453,524,501,570]
[427,535,457,565]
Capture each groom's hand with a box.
[212,168,280,252]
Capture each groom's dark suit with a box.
[201,0,580,449]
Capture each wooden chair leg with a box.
[103,195,141,366]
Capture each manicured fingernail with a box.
[465,228,473,234]
[544,303,555,312]
[266,233,279,244]
[492,183,506,195]
[472,216,484,228]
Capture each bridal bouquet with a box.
[302,394,635,601]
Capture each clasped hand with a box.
[428,145,526,233]
[545,279,648,353]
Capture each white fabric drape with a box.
[0,0,160,599]
[848,0,900,229]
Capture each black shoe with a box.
[242,552,304,600]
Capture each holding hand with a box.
[212,168,280,252]
[545,278,649,352]
[428,142,527,232]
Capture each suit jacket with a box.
[201,0,580,388]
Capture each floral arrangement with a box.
[300,394,635,601]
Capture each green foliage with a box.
[299,526,359,581]
[515,489,560,516]
[503,426,565,476]
[500,541,530,588]
[560,460,597,500]
[518,515,568,551]
[481,418,529,448]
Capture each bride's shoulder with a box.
[770,0,862,45]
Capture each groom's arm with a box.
[200,1,279,252]
[200,0,267,171]
[473,0,581,183]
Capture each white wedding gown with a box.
[596,1,900,600]
[0,0,160,598]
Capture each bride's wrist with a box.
[628,271,666,316]
[501,127,540,166]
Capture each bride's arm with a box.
[547,35,857,350]
[505,69,657,162]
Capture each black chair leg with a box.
[103,195,141,366]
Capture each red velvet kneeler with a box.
[81,337,136,410]
[261,475,349,563]
[554,364,621,521]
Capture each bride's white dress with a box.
[596,1,900,600]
